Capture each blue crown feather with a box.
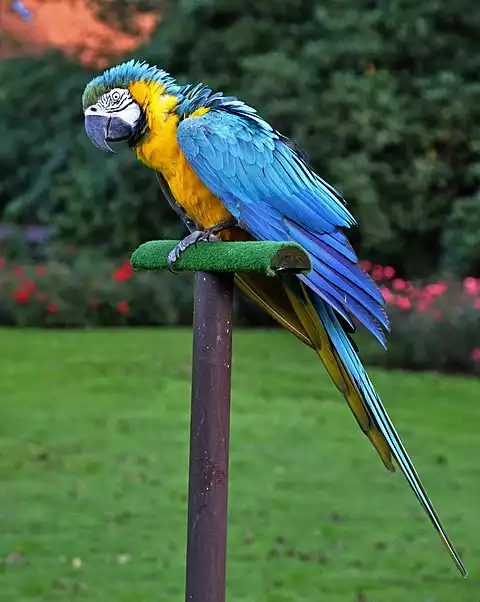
[82,60,181,109]
[83,60,267,127]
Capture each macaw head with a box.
[82,60,180,153]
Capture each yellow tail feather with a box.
[283,281,394,471]
[237,271,393,469]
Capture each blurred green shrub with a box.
[441,192,480,276]
[2,0,480,277]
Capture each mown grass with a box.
[0,328,478,601]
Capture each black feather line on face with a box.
[97,89,132,112]
[128,109,148,148]
[108,100,136,114]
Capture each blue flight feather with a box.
[176,107,386,343]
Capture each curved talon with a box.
[167,262,180,275]
[167,230,221,268]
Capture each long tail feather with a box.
[287,280,467,577]
[236,270,466,577]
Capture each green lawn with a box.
[0,328,478,601]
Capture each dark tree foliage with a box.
[2,0,480,275]
[0,53,184,256]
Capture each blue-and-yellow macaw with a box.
[82,60,466,576]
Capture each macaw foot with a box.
[167,230,220,267]
[167,217,238,269]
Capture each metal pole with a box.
[185,271,234,602]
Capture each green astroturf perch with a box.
[82,60,467,576]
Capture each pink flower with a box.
[424,282,448,296]
[474,299,480,309]
[371,265,384,281]
[392,278,406,291]
[395,296,411,310]
[464,277,479,296]
[360,260,372,272]
[383,266,395,280]
[471,349,480,362]
[380,286,393,304]
[416,298,431,312]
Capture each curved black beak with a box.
[84,114,133,153]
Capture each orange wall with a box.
[0,0,157,65]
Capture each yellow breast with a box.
[128,81,232,230]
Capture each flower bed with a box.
[0,254,194,328]
[1,254,478,374]
[359,261,480,375]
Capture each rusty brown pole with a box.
[185,271,235,602]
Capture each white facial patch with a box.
[84,87,141,127]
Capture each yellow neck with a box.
[128,79,235,230]
[128,80,181,179]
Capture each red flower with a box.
[14,289,30,304]
[471,349,480,362]
[112,260,133,283]
[22,280,36,294]
[12,280,35,304]
[474,299,480,309]
[117,300,129,314]
[0,257,5,268]
[11,266,24,277]
[35,265,47,277]
[359,260,371,272]
[47,303,58,314]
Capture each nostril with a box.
[90,107,98,113]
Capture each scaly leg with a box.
[167,217,238,268]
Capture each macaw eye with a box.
[112,91,121,101]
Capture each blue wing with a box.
[177,107,389,344]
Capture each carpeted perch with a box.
[130,238,310,602]
[131,240,311,276]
